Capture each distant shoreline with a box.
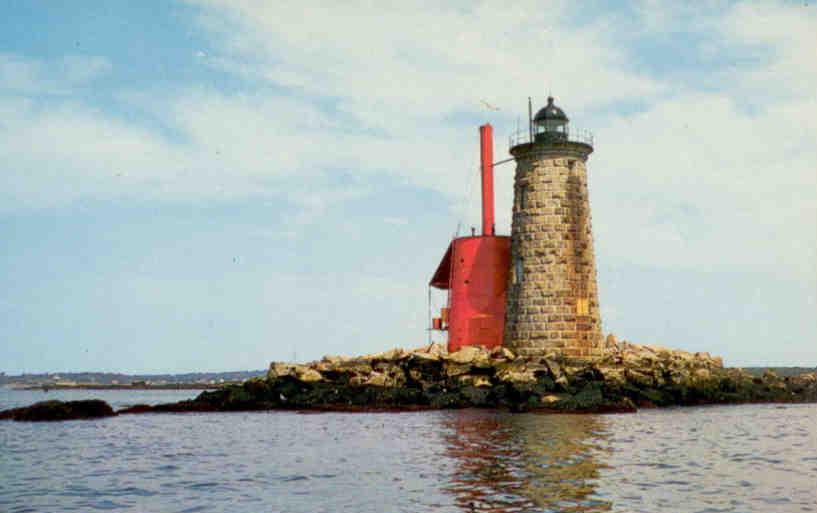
[0,370,267,390]
[14,383,222,391]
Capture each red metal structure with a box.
[429,124,511,352]
[480,125,495,236]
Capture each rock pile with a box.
[3,338,815,421]
[123,337,817,415]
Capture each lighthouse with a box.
[504,97,603,359]
[429,96,602,360]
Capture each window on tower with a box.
[514,257,524,285]
[576,298,589,316]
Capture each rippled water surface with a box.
[1,389,815,513]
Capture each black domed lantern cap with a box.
[533,96,569,142]
[533,96,569,123]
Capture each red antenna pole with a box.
[479,124,494,236]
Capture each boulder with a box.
[321,355,349,365]
[460,386,492,406]
[642,344,672,357]
[544,358,569,389]
[407,367,424,382]
[693,368,712,381]
[268,362,324,382]
[786,373,817,399]
[333,361,374,375]
[364,372,392,387]
[762,369,781,381]
[313,361,333,372]
[597,365,627,386]
[671,350,695,362]
[604,333,618,351]
[446,346,489,365]
[458,375,492,388]
[410,343,446,359]
[625,367,655,388]
[495,361,536,384]
[410,350,443,362]
[1,400,115,422]
[571,383,605,409]
[365,348,406,361]
[444,362,473,377]
[490,346,516,360]
[540,393,568,404]
[268,362,304,379]
[298,368,324,382]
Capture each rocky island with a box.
[3,337,815,421]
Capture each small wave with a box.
[187,482,221,490]
[107,486,156,497]
[82,499,129,511]
[279,475,309,482]
[175,506,207,513]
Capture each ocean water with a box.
[0,388,201,411]
[0,389,815,513]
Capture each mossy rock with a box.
[459,386,493,407]
[425,390,464,409]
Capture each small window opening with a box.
[514,257,524,285]
[576,298,589,315]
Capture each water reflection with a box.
[441,411,612,512]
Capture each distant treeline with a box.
[0,370,267,386]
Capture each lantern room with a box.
[533,96,569,143]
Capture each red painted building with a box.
[429,125,511,352]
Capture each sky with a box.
[0,1,815,374]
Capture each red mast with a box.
[480,124,495,235]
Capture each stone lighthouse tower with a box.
[504,97,603,359]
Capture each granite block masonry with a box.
[504,97,603,360]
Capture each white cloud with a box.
[0,54,111,95]
[721,1,817,99]
[192,1,662,122]
[592,91,816,279]
[0,2,669,214]
[0,96,189,208]
[0,1,814,283]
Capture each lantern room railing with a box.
[509,126,594,149]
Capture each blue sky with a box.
[1,1,815,373]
